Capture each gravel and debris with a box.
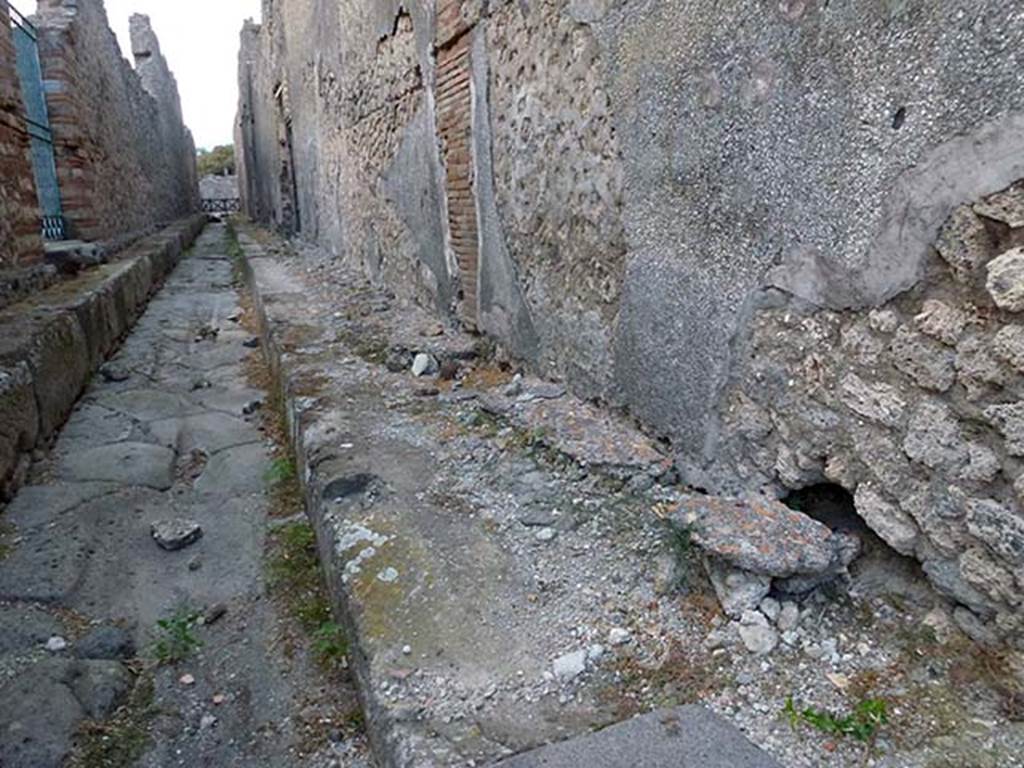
[237,224,1024,767]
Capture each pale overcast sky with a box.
[104,0,262,150]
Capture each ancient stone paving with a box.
[0,225,366,767]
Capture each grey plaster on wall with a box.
[471,26,540,362]
[382,102,453,314]
[600,0,1024,453]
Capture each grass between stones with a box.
[0,519,14,560]
[265,519,351,674]
[231,220,365,753]
[228,228,351,670]
[150,608,203,664]
[70,672,158,768]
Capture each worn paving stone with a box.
[2,481,118,529]
[0,518,90,602]
[497,705,782,767]
[0,659,89,768]
[58,442,176,490]
[0,603,66,655]
[92,388,200,422]
[148,411,259,454]
[58,402,135,444]
[0,225,367,768]
[193,442,268,494]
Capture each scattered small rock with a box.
[777,602,800,632]
[242,400,263,415]
[535,527,557,542]
[525,382,567,400]
[439,359,460,381]
[200,713,217,729]
[739,623,779,655]
[195,324,220,342]
[503,374,523,397]
[706,558,772,618]
[608,628,632,646]
[151,519,203,551]
[99,363,130,383]
[759,597,781,623]
[180,673,196,686]
[552,649,587,682]
[242,337,261,348]
[203,603,228,626]
[412,353,438,377]
[188,555,202,571]
[212,694,226,705]
[402,645,412,656]
[45,636,68,653]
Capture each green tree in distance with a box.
[197,144,235,177]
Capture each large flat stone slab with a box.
[148,411,258,454]
[497,705,782,768]
[193,442,269,494]
[58,442,176,490]
[673,494,856,578]
[92,389,200,422]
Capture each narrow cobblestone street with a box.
[0,225,365,767]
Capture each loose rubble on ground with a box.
[238,221,1024,768]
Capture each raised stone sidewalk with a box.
[236,223,782,768]
[0,215,206,500]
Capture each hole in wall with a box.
[782,483,935,607]
[322,473,377,503]
[892,106,907,130]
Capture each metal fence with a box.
[201,198,242,214]
[10,3,67,241]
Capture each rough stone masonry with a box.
[236,1,1024,644]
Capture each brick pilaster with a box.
[436,0,480,328]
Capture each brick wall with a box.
[436,0,479,328]
[0,2,43,272]
[33,0,197,244]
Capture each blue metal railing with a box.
[10,2,68,241]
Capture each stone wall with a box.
[0,2,44,274]
[236,0,1024,641]
[237,0,452,312]
[33,0,198,243]
[199,174,239,201]
[706,185,1024,644]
